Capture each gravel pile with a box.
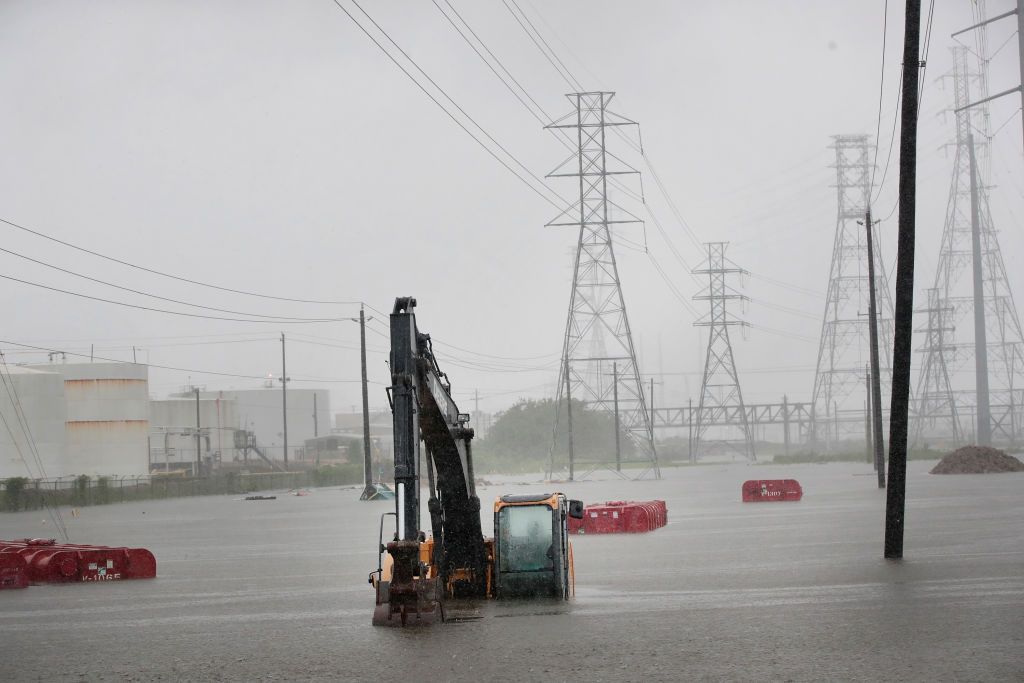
[930,446,1024,474]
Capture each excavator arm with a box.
[383,298,488,612]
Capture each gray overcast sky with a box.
[1,1,1022,417]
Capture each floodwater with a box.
[2,460,1022,681]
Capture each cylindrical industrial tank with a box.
[32,363,150,477]
[0,366,66,480]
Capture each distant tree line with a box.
[473,398,634,473]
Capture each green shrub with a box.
[3,477,29,511]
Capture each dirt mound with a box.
[930,446,1024,474]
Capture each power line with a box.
[750,324,817,344]
[349,0,564,205]
[0,339,375,384]
[433,0,548,123]
[0,216,362,306]
[870,0,890,192]
[0,245,351,322]
[501,0,581,91]
[0,272,351,324]
[747,272,822,298]
[328,0,569,212]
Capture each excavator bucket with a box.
[372,541,442,627]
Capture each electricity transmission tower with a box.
[693,242,754,460]
[918,46,1024,445]
[812,134,896,452]
[546,91,658,479]
[912,288,961,446]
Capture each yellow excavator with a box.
[368,298,584,626]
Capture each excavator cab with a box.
[494,493,584,599]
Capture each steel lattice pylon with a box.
[912,288,961,445]
[917,47,1024,445]
[812,134,896,452]
[546,92,658,480]
[693,242,754,461]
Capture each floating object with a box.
[244,495,277,501]
[568,500,667,534]
[290,489,310,497]
[742,479,803,502]
[0,539,156,584]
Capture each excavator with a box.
[369,297,584,626]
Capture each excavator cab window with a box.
[497,505,554,573]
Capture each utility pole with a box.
[613,362,621,472]
[313,393,318,438]
[280,333,289,469]
[688,397,694,464]
[564,359,575,481]
[865,366,873,465]
[194,387,202,477]
[649,377,655,440]
[968,134,992,446]
[864,206,886,488]
[783,394,791,457]
[885,0,922,561]
[359,306,374,497]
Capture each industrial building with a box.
[149,394,240,473]
[167,384,331,465]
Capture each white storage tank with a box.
[30,362,150,477]
[0,366,66,480]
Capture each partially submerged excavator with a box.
[369,297,583,626]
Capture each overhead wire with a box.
[328,0,570,212]
[870,0,890,192]
[0,244,354,322]
[0,217,361,306]
[0,339,376,385]
[501,0,581,91]
[0,272,351,324]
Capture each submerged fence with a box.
[1,465,364,512]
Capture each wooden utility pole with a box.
[360,306,373,494]
[885,0,922,560]
[281,333,288,469]
[565,359,575,481]
[865,367,873,465]
[194,387,202,476]
[613,362,621,472]
[865,205,886,488]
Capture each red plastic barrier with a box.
[741,479,803,502]
[0,539,157,584]
[568,500,668,534]
[0,552,29,589]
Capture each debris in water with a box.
[930,446,1024,474]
